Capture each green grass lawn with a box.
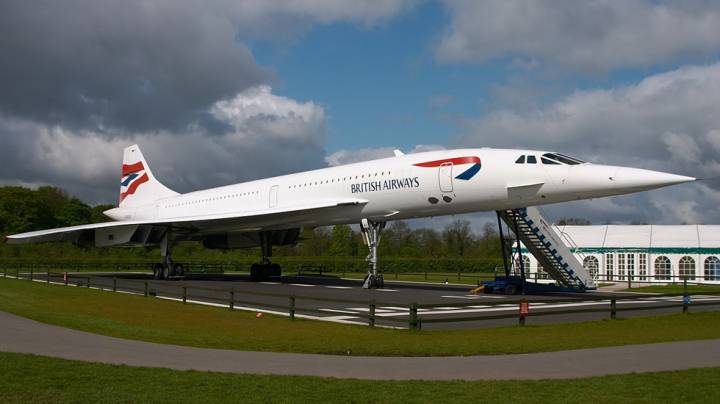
[2,352,718,404]
[622,284,720,294]
[1,277,719,356]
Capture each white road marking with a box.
[289,283,315,287]
[260,282,280,285]
[441,295,480,300]
[348,307,395,313]
[325,286,352,289]
[319,308,358,314]
[379,306,409,311]
[374,288,397,292]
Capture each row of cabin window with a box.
[165,191,259,208]
[288,171,392,189]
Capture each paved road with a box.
[26,271,720,330]
[1,311,719,380]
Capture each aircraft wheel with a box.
[270,263,281,277]
[250,263,260,280]
[152,263,163,280]
[173,263,184,277]
[162,264,171,280]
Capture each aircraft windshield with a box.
[542,153,585,165]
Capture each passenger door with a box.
[269,185,278,208]
[439,163,453,193]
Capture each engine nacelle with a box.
[202,229,300,250]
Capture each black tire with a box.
[505,284,518,295]
[152,263,163,280]
[162,264,171,280]
[250,263,260,280]
[270,263,281,277]
[174,264,184,277]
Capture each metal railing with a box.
[2,266,719,330]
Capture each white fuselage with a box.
[106,148,693,231]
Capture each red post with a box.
[519,299,529,326]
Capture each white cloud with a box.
[436,0,720,71]
[0,86,327,204]
[233,0,417,28]
[457,63,720,223]
[325,144,446,166]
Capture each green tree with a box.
[443,220,474,257]
[328,224,354,256]
[56,198,92,226]
[90,204,116,223]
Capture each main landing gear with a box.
[361,219,386,289]
[250,232,282,280]
[152,232,184,280]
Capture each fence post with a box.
[113,278,117,292]
[409,303,418,330]
[182,287,187,304]
[144,281,149,297]
[29,268,33,281]
[683,279,689,314]
[47,270,50,284]
[519,299,528,326]
[86,277,90,288]
[289,295,295,321]
[229,291,234,310]
[610,296,617,320]
[369,300,376,327]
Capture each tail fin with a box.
[119,144,178,208]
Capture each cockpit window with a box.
[515,155,525,164]
[542,153,585,165]
[526,155,537,164]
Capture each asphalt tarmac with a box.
[26,271,720,330]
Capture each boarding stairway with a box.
[499,207,596,290]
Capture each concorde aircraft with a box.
[6,144,694,287]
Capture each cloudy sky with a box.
[2,0,719,229]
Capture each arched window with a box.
[583,256,599,279]
[704,256,720,281]
[679,256,696,281]
[654,256,671,281]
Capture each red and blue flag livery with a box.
[120,161,149,202]
[413,156,482,180]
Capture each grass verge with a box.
[1,276,719,356]
[622,284,720,294]
[2,352,718,404]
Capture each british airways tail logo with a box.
[120,161,149,202]
[413,156,481,180]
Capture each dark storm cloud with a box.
[0,0,271,133]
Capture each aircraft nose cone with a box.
[614,167,695,190]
